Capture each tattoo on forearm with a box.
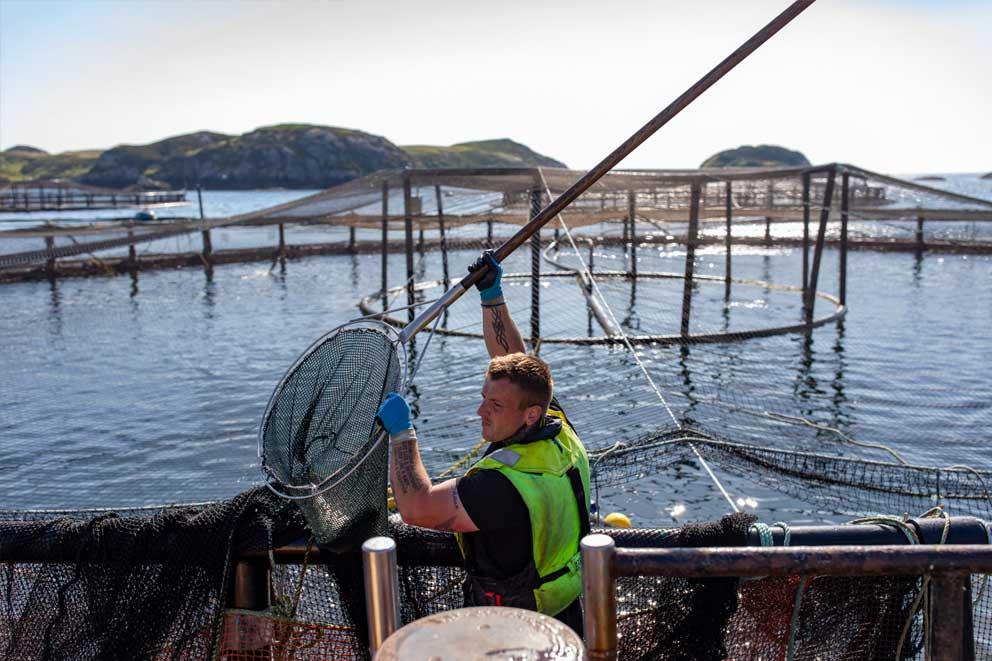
[392,442,421,496]
[490,307,510,353]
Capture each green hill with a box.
[701,144,810,168]
[0,146,102,184]
[1,127,566,189]
[403,139,566,169]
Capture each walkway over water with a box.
[0,179,187,212]
[1,164,990,282]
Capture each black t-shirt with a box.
[455,398,570,581]
[456,399,584,631]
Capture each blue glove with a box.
[467,250,503,302]
[377,392,412,435]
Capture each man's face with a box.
[477,375,542,443]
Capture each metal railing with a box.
[581,537,992,661]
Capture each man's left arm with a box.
[378,393,479,532]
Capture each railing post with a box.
[127,230,137,272]
[680,182,702,338]
[232,560,270,610]
[840,172,849,306]
[381,180,389,312]
[349,226,357,253]
[930,573,969,661]
[805,167,836,321]
[201,229,213,264]
[801,172,810,300]
[627,190,637,278]
[403,173,415,323]
[197,187,212,268]
[435,184,449,290]
[916,215,925,252]
[582,534,617,661]
[44,235,56,279]
[530,187,542,347]
[362,536,401,657]
[724,180,732,300]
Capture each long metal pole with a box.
[397,0,816,343]
[362,536,401,656]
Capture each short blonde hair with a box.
[487,353,553,412]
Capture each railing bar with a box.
[613,545,992,578]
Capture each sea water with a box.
[0,176,989,527]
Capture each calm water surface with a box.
[1,179,989,527]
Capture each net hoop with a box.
[258,318,407,501]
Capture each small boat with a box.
[134,209,157,221]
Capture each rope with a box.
[763,412,910,465]
[537,168,740,514]
[851,508,951,661]
[785,577,810,661]
[750,521,792,548]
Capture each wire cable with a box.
[537,168,740,513]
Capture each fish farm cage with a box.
[2,164,992,659]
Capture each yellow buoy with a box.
[603,512,632,528]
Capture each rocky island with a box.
[0,125,565,190]
[701,144,810,168]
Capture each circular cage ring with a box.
[359,271,844,346]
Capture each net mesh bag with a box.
[260,322,403,548]
[0,488,306,661]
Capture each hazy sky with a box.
[1,0,989,173]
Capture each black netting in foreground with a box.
[1,488,989,660]
[0,488,305,661]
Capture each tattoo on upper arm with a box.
[490,307,510,353]
[434,515,458,531]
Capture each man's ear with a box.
[524,404,543,426]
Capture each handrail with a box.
[581,536,992,661]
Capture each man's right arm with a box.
[482,300,525,358]
[470,251,526,358]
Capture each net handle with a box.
[399,0,816,343]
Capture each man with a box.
[376,250,591,633]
